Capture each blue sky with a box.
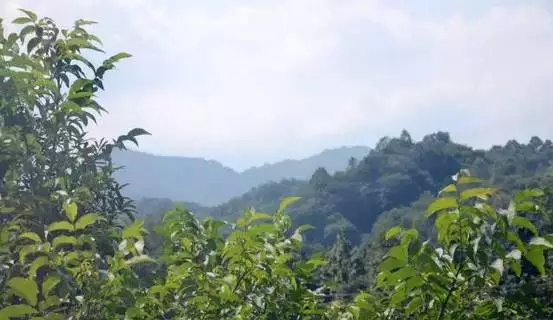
[2,0,553,170]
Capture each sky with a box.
[2,0,553,170]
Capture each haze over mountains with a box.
[112,146,370,205]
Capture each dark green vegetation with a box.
[113,146,370,206]
[2,10,553,320]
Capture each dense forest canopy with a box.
[1,10,553,320]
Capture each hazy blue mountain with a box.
[112,146,370,206]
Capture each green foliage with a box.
[2,9,553,320]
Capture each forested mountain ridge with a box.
[137,131,553,247]
[112,146,370,205]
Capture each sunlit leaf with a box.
[8,277,38,306]
[29,256,49,279]
[385,226,402,240]
[52,235,77,249]
[426,197,457,217]
[74,213,99,230]
[457,176,482,185]
[19,232,41,243]
[63,202,78,223]
[439,184,457,195]
[0,305,37,318]
[278,196,301,213]
[511,216,538,236]
[529,237,553,248]
[124,255,155,266]
[42,276,60,297]
[47,221,74,232]
[526,246,545,274]
[460,187,496,201]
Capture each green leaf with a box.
[529,237,553,248]
[278,196,301,213]
[406,296,422,315]
[19,232,42,243]
[460,187,496,201]
[526,246,545,274]
[426,197,457,217]
[400,229,419,246]
[457,176,482,184]
[122,220,146,239]
[124,255,155,267]
[12,17,33,24]
[387,245,408,262]
[384,226,402,240]
[75,213,99,230]
[511,216,538,236]
[52,235,77,249]
[509,260,522,277]
[18,9,37,21]
[439,184,457,195]
[19,245,38,264]
[29,256,49,279]
[0,305,37,319]
[42,276,60,297]
[7,277,38,306]
[104,52,132,66]
[63,202,78,222]
[47,221,74,232]
[248,212,273,224]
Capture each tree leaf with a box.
[426,197,457,217]
[385,226,403,240]
[42,276,60,297]
[127,128,150,138]
[439,184,457,195]
[526,246,545,274]
[511,216,538,236]
[104,52,132,67]
[63,202,78,223]
[7,277,38,306]
[278,196,301,213]
[460,188,496,201]
[124,255,155,267]
[47,221,74,232]
[52,235,77,249]
[19,244,39,264]
[19,232,42,243]
[457,176,482,185]
[529,237,553,248]
[74,213,99,230]
[122,220,146,240]
[29,256,49,279]
[12,17,33,24]
[18,9,37,21]
[248,212,273,224]
[0,305,37,318]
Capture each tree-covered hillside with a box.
[144,131,552,246]
[113,146,370,206]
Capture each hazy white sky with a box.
[2,0,553,170]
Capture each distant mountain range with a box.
[112,146,370,205]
